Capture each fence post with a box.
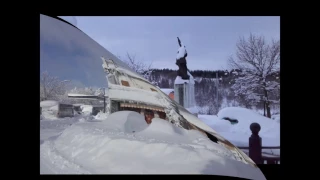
[249,122,263,164]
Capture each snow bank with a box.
[80,105,93,115]
[78,116,94,122]
[199,115,232,133]
[49,112,265,178]
[140,118,186,137]
[94,112,109,121]
[100,111,149,133]
[198,107,280,155]
[217,107,280,138]
[40,117,78,130]
[40,100,59,109]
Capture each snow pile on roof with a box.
[43,111,264,178]
[160,88,174,95]
[108,84,165,108]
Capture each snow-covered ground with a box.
[198,107,280,156]
[40,108,265,178]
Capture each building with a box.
[160,88,174,100]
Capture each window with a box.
[121,80,130,87]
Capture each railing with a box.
[237,122,280,164]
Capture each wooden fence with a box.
[237,122,280,164]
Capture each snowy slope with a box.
[217,107,280,138]
[40,111,266,179]
[198,107,280,155]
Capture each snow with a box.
[174,71,195,85]
[68,93,97,97]
[271,114,280,123]
[160,88,174,95]
[199,115,232,133]
[40,111,266,179]
[80,105,93,115]
[176,44,187,59]
[94,111,109,121]
[178,107,223,137]
[217,107,280,138]
[108,84,165,108]
[40,100,59,109]
[40,100,60,120]
[174,76,189,84]
[186,106,198,114]
[198,107,280,156]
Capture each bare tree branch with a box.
[40,71,70,101]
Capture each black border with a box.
[8,9,302,179]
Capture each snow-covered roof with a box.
[160,88,174,95]
[108,84,166,108]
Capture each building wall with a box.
[169,92,174,100]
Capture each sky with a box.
[40,15,279,88]
[72,16,280,71]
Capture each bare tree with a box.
[40,71,69,101]
[228,34,280,118]
[123,52,158,86]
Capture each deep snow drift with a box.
[40,110,265,179]
[198,107,280,156]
